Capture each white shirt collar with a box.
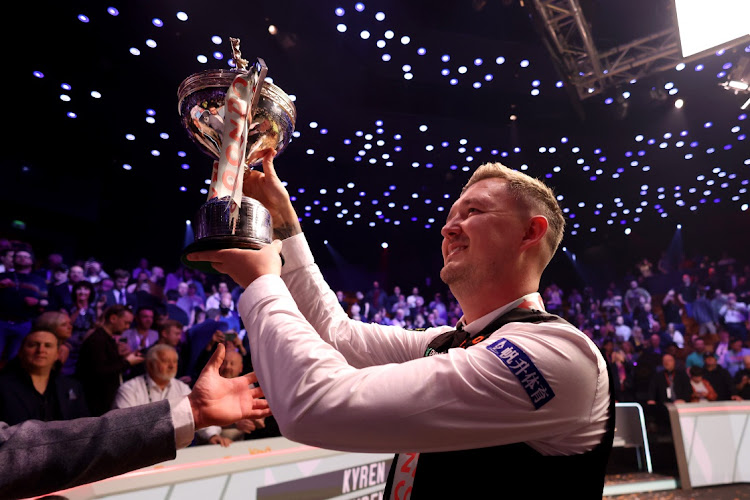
[460,292,545,335]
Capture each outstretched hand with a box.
[188,343,271,430]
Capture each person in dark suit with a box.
[104,268,138,309]
[75,305,144,416]
[646,353,692,434]
[0,343,271,499]
[0,330,89,425]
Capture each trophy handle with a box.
[250,58,268,114]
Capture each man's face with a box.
[440,178,528,290]
[161,326,182,347]
[178,282,188,296]
[53,269,68,283]
[650,335,661,348]
[731,340,744,352]
[100,278,114,292]
[20,331,58,371]
[14,251,33,270]
[694,340,705,353]
[56,314,73,339]
[704,356,717,370]
[219,351,244,378]
[663,354,675,371]
[218,282,229,294]
[69,266,84,283]
[138,309,155,329]
[1,250,13,267]
[219,293,233,309]
[116,277,129,290]
[110,312,134,334]
[148,349,178,383]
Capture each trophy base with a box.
[181,238,265,274]
[181,238,284,275]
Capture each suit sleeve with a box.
[0,399,176,499]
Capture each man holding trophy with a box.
[188,129,613,497]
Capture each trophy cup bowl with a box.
[177,68,297,273]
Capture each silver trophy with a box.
[178,38,296,273]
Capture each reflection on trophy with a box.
[177,38,297,273]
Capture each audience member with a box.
[735,356,750,400]
[0,330,89,425]
[685,338,706,369]
[719,293,749,342]
[104,269,137,308]
[122,306,159,353]
[75,305,144,416]
[0,249,48,364]
[113,344,230,447]
[722,338,750,377]
[165,289,190,327]
[703,353,740,401]
[688,367,718,402]
[32,311,74,369]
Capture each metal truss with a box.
[530,0,750,100]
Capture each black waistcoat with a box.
[384,308,615,499]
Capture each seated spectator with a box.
[156,319,190,384]
[217,349,262,442]
[67,281,99,371]
[47,264,72,312]
[178,282,205,318]
[735,355,750,400]
[692,289,717,335]
[722,338,750,377]
[84,258,109,284]
[206,281,233,311]
[685,337,707,370]
[648,353,692,405]
[703,353,741,401]
[104,269,137,308]
[613,315,632,343]
[0,330,89,425]
[647,353,692,433]
[32,311,74,369]
[75,305,144,416]
[719,293,749,342]
[662,322,685,350]
[542,283,563,315]
[688,367,718,402]
[113,344,230,446]
[218,349,281,441]
[624,280,651,316]
[610,350,635,402]
[165,289,189,327]
[193,330,246,380]
[122,307,159,353]
[0,248,48,365]
[661,289,684,330]
[218,292,241,333]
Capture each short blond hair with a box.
[462,162,565,262]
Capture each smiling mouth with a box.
[446,245,467,259]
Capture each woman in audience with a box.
[63,281,98,376]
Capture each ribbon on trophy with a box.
[209,42,267,233]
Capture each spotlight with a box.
[675,98,684,108]
[509,114,517,121]
[268,25,278,35]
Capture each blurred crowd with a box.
[1,237,749,443]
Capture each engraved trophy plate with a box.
[178,39,296,273]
